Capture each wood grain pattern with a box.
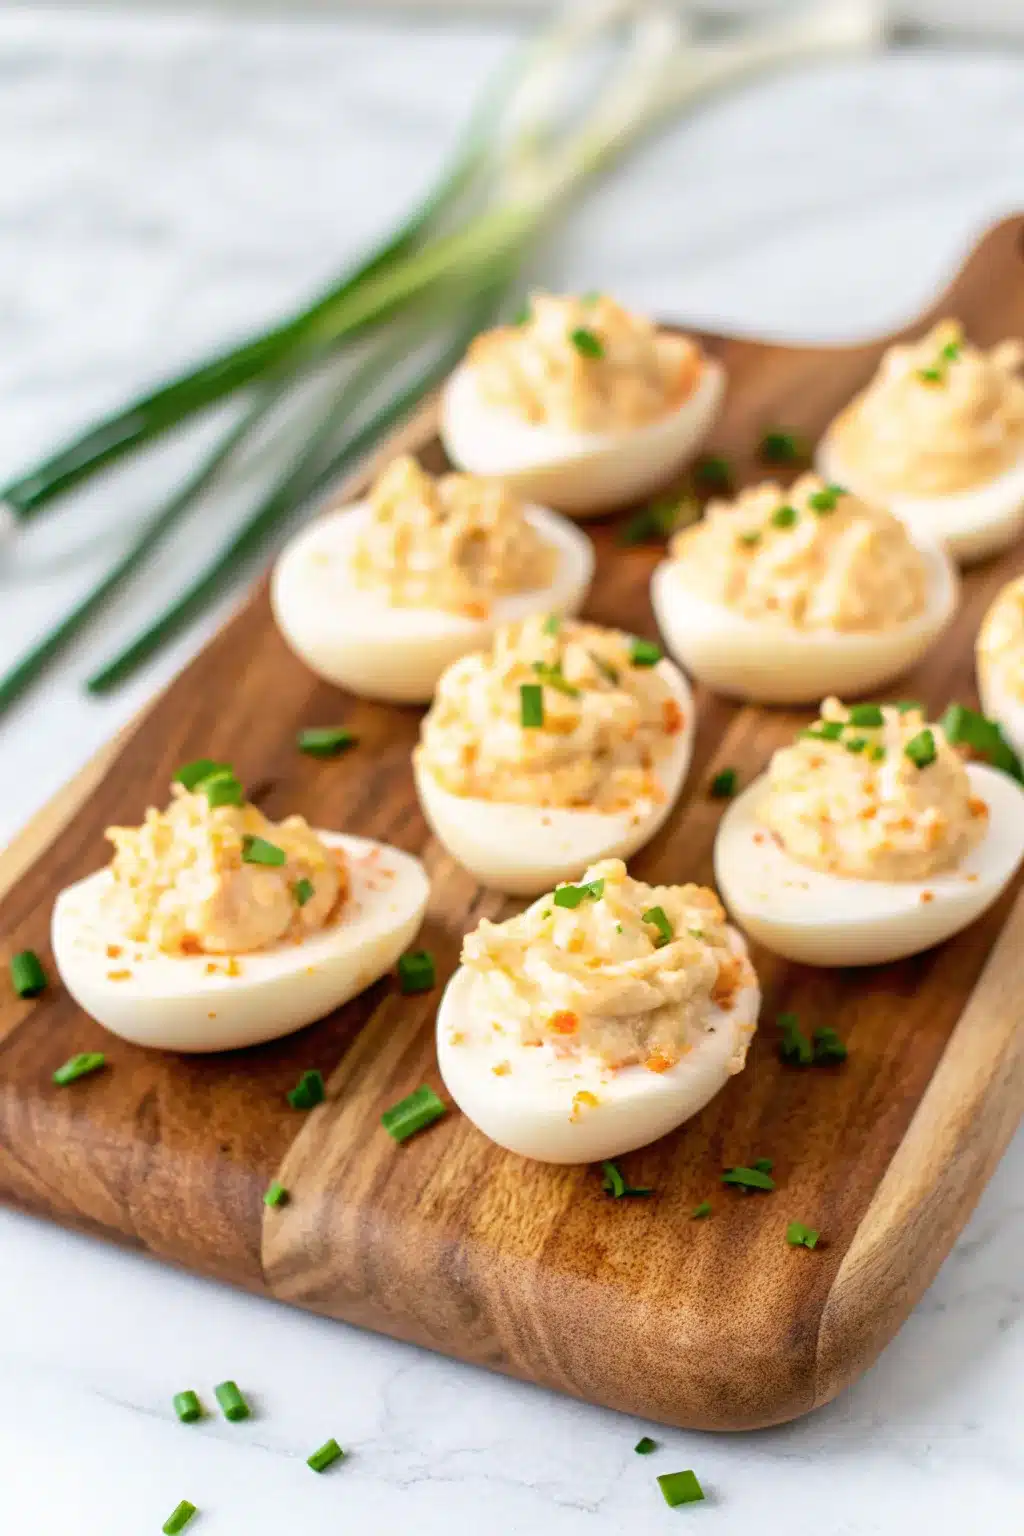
[3,216,1024,1430]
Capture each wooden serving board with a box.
[4,217,1024,1433]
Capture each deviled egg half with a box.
[440,291,725,516]
[52,763,429,1051]
[977,575,1024,759]
[413,613,695,896]
[437,857,760,1163]
[818,321,1024,565]
[715,699,1024,967]
[271,455,593,704]
[651,474,956,705]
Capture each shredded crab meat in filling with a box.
[416,614,683,812]
[669,474,929,631]
[830,319,1024,495]
[467,291,704,433]
[461,859,754,1072]
[978,574,1024,703]
[760,697,988,881]
[350,455,556,616]
[104,784,345,955]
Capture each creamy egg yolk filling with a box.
[104,782,345,955]
[668,474,929,631]
[415,615,684,812]
[759,698,988,882]
[978,575,1024,703]
[350,455,557,617]
[830,320,1024,496]
[466,291,704,433]
[459,858,753,1073]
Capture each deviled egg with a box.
[977,575,1024,759]
[52,764,429,1051]
[437,857,760,1163]
[440,291,725,516]
[271,455,593,704]
[413,613,695,896]
[651,474,956,704]
[715,698,1024,967]
[817,320,1024,564]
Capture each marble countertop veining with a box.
[2,8,1024,1533]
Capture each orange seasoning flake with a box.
[644,1053,672,1074]
[105,944,123,959]
[548,1010,579,1036]
[920,890,935,904]
[570,1089,599,1121]
[492,1061,511,1076]
[106,969,132,982]
[662,699,684,736]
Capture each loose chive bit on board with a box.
[172,1391,202,1424]
[198,769,245,808]
[381,1084,447,1143]
[600,1160,652,1199]
[658,1470,705,1508]
[693,453,732,492]
[214,1380,250,1422]
[941,702,1023,781]
[813,1026,847,1064]
[397,949,436,994]
[752,1157,774,1174]
[52,1052,105,1086]
[786,1221,820,1249]
[162,1500,198,1535]
[709,767,737,799]
[263,1181,288,1209]
[297,725,357,758]
[287,1069,325,1111]
[777,1011,813,1066]
[691,1200,712,1220]
[634,1436,658,1455]
[759,428,808,464]
[174,757,229,791]
[307,1438,346,1474]
[721,1164,776,1192]
[10,949,47,998]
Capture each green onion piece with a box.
[397,949,436,995]
[941,703,1023,781]
[709,767,737,799]
[198,770,245,808]
[52,1053,106,1087]
[634,1436,658,1455]
[589,651,620,685]
[691,1200,712,1220]
[642,906,673,947]
[174,758,229,791]
[532,661,580,697]
[847,703,884,727]
[942,340,962,361]
[844,735,867,754]
[293,878,314,907]
[601,1160,626,1198]
[904,728,937,769]
[263,1181,288,1209]
[629,637,662,668]
[513,301,532,326]
[287,1069,326,1111]
[752,1157,774,1174]
[737,528,762,547]
[658,1470,705,1508]
[777,1012,813,1067]
[172,1392,202,1425]
[770,503,797,529]
[868,744,887,763]
[241,835,286,867]
[895,699,924,715]
[520,682,544,728]
[307,1438,346,1474]
[10,950,47,999]
[693,454,732,492]
[542,613,561,635]
[759,428,808,464]
[786,1221,820,1249]
[618,494,697,546]
[569,326,604,358]
[214,1380,250,1422]
[808,483,844,513]
[917,365,944,384]
[800,719,844,743]
[297,726,357,758]
[813,1026,848,1065]
[162,1500,198,1535]
[721,1165,776,1192]
[381,1085,447,1143]
[553,878,605,909]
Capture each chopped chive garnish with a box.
[904,728,937,769]
[263,1181,288,1209]
[770,503,797,529]
[307,1438,346,1474]
[532,660,580,697]
[941,703,1023,781]
[287,1069,325,1111]
[722,1165,776,1192]
[760,428,808,464]
[634,1436,658,1455]
[589,650,620,685]
[241,834,286,867]
[942,339,962,361]
[787,1221,820,1249]
[868,744,886,763]
[693,453,732,492]
[198,769,245,808]
[520,682,544,728]
[513,301,531,326]
[628,637,662,668]
[895,699,924,715]
[813,1026,848,1064]
[569,326,604,358]
[691,1200,712,1220]
[381,1084,447,1143]
[172,1391,202,1425]
[618,494,698,546]
[10,949,47,998]
[808,483,844,513]
[752,1157,774,1174]
[658,1470,705,1508]
[52,1052,105,1086]
[162,1500,198,1535]
[844,735,867,754]
[542,613,561,635]
[601,1160,652,1199]
[917,365,944,384]
[293,878,314,907]
[214,1380,250,1422]
[297,725,357,758]
[777,1012,813,1067]
[397,949,436,994]
[709,767,737,799]
[800,720,843,744]
[553,878,605,909]
[847,703,884,727]
[642,906,673,948]
[737,528,762,547]
[174,758,229,791]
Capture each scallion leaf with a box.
[776,1011,813,1067]
[532,661,580,697]
[904,728,937,769]
[693,454,732,492]
[569,326,603,358]
[520,682,544,728]
[642,906,673,947]
[691,1200,712,1220]
[293,878,315,907]
[847,703,884,728]
[381,1085,447,1143]
[786,1221,820,1249]
[634,1436,658,1455]
[721,1165,776,1192]
[52,1053,106,1087]
[759,428,808,464]
[198,770,245,808]
[297,726,357,758]
[601,1160,652,1199]
[10,950,47,999]
[628,637,662,668]
[397,950,436,994]
[941,702,1023,781]
[553,879,605,909]
[813,1026,847,1065]
[287,1069,326,1111]
[658,1470,705,1507]
[542,613,561,635]
[263,1181,288,1209]
[174,758,229,791]
[214,1380,250,1423]
[770,503,797,529]
[241,835,286,867]
[162,1500,198,1535]
[709,767,737,799]
[808,483,844,513]
[172,1392,202,1425]
[307,1438,346,1474]
[752,1157,774,1174]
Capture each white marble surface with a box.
[2,7,1024,1533]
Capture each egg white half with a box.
[714,764,1024,967]
[51,832,430,1052]
[270,501,594,704]
[414,660,695,896]
[439,356,726,517]
[436,930,759,1164]
[650,535,958,705]
[977,667,1024,762]
[817,433,1024,566]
